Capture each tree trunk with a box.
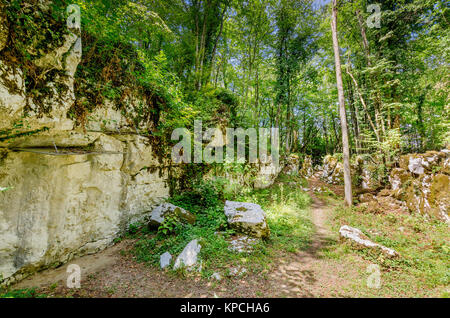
[331,0,352,206]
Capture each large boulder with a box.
[339,225,398,258]
[173,239,202,270]
[148,203,196,227]
[224,201,270,239]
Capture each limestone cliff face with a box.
[0,4,173,286]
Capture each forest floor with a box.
[3,177,449,298]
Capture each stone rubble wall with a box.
[388,150,450,223]
[313,150,449,224]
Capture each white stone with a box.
[408,157,425,175]
[160,252,172,269]
[149,203,195,227]
[229,266,247,277]
[211,272,222,281]
[254,156,282,189]
[339,225,398,258]
[224,201,270,238]
[227,235,259,253]
[173,239,201,270]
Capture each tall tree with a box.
[331,0,352,206]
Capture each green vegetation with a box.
[0,288,47,298]
[127,176,313,278]
[328,203,450,297]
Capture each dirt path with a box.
[268,184,361,298]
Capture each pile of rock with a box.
[357,149,449,224]
[317,155,344,185]
[156,200,270,275]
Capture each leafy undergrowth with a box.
[327,201,450,297]
[126,176,314,280]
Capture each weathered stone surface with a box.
[227,235,259,254]
[378,189,392,197]
[0,4,8,52]
[211,272,222,281]
[359,193,376,203]
[359,151,449,223]
[148,203,196,227]
[319,155,344,185]
[403,173,450,224]
[0,134,172,286]
[173,239,201,270]
[408,157,425,175]
[224,201,270,239]
[389,168,411,192]
[360,165,381,190]
[160,252,172,269]
[339,225,399,258]
[283,154,300,176]
[254,155,282,189]
[299,155,313,178]
[400,151,447,175]
[0,3,178,287]
[0,61,27,130]
[34,33,81,77]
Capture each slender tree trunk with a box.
[346,65,380,142]
[210,4,228,83]
[357,10,385,142]
[331,0,352,206]
[347,77,360,153]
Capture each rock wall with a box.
[0,3,174,286]
[388,150,450,223]
[314,150,449,224]
[314,155,344,185]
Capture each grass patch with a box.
[0,288,47,298]
[329,203,450,297]
[236,182,314,254]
